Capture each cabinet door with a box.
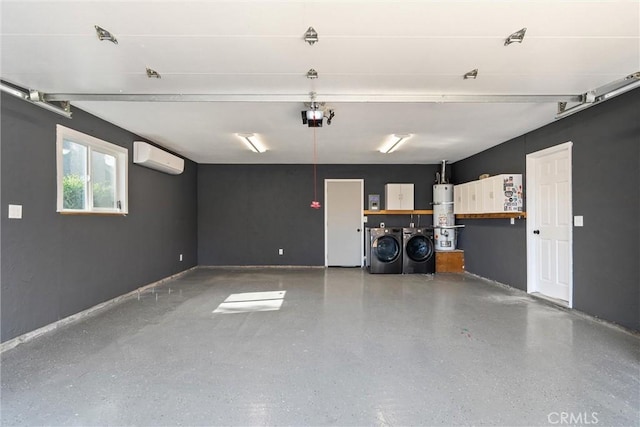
[385,183,414,210]
[459,183,469,214]
[401,184,414,210]
[482,176,503,213]
[481,178,494,213]
[468,181,481,213]
[385,184,399,210]
[454,184,463,214]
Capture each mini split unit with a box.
[133,141,184,175]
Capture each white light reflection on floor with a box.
[213,290,286,314]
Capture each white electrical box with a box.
[385,183,414,210]
[8,204,22,219]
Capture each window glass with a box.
[62,140,87,210]
[56,125,128,214]
[91,150,116,209]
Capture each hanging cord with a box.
[313,126,318,201]
[310,125,321,209]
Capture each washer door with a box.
[406,235,434,262]
[373,235,400,263]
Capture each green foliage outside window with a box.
[63,174,84,209]
[63,175,114,209]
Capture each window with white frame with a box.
[56,125,128,214]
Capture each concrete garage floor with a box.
[1,268,638,426]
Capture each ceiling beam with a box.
[44,93,583,104]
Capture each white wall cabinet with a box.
[453,184,463,214]
[385,183,414,210]
[467,181,481,213]
[454,174,523,214]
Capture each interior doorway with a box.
[325,179,364,267]
[526,141,573,306]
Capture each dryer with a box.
[402,227,435,274]
[366,227,403,274]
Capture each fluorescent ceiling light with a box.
[380,134,411,154]
[237,133,266,153]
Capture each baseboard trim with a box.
[199,265,325,269]
[0,266,198,353]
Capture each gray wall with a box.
[452,89,640,331]
[1,93,198,342]
[198,164,439,266]
[3,88,637,341]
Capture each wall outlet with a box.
[278,248,284,255]
[510,218,515,225]
[574,216,584,227]
[179,254,183,261]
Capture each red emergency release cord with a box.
[310,125,321,209]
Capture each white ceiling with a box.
[1,0,638,164]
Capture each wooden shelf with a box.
[455,212,526,219]
[364,209,433,215]
[363,210,526,218]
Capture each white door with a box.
[527,142,573,305]
[325,179,364,267]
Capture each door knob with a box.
[357,228,362,232]
[533,230,540,234]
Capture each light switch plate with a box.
[574,215,584,227]
[8,204,22,219]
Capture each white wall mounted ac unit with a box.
[133,141,184,175]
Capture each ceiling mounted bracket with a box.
[306,69,319,79]
[463,69,478,80]
[304,27,318,45]
[504,28,526,46]
[94,25,118,44]
[305,91,324,109]
[557,102,567,115]
[146,67,162,79]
